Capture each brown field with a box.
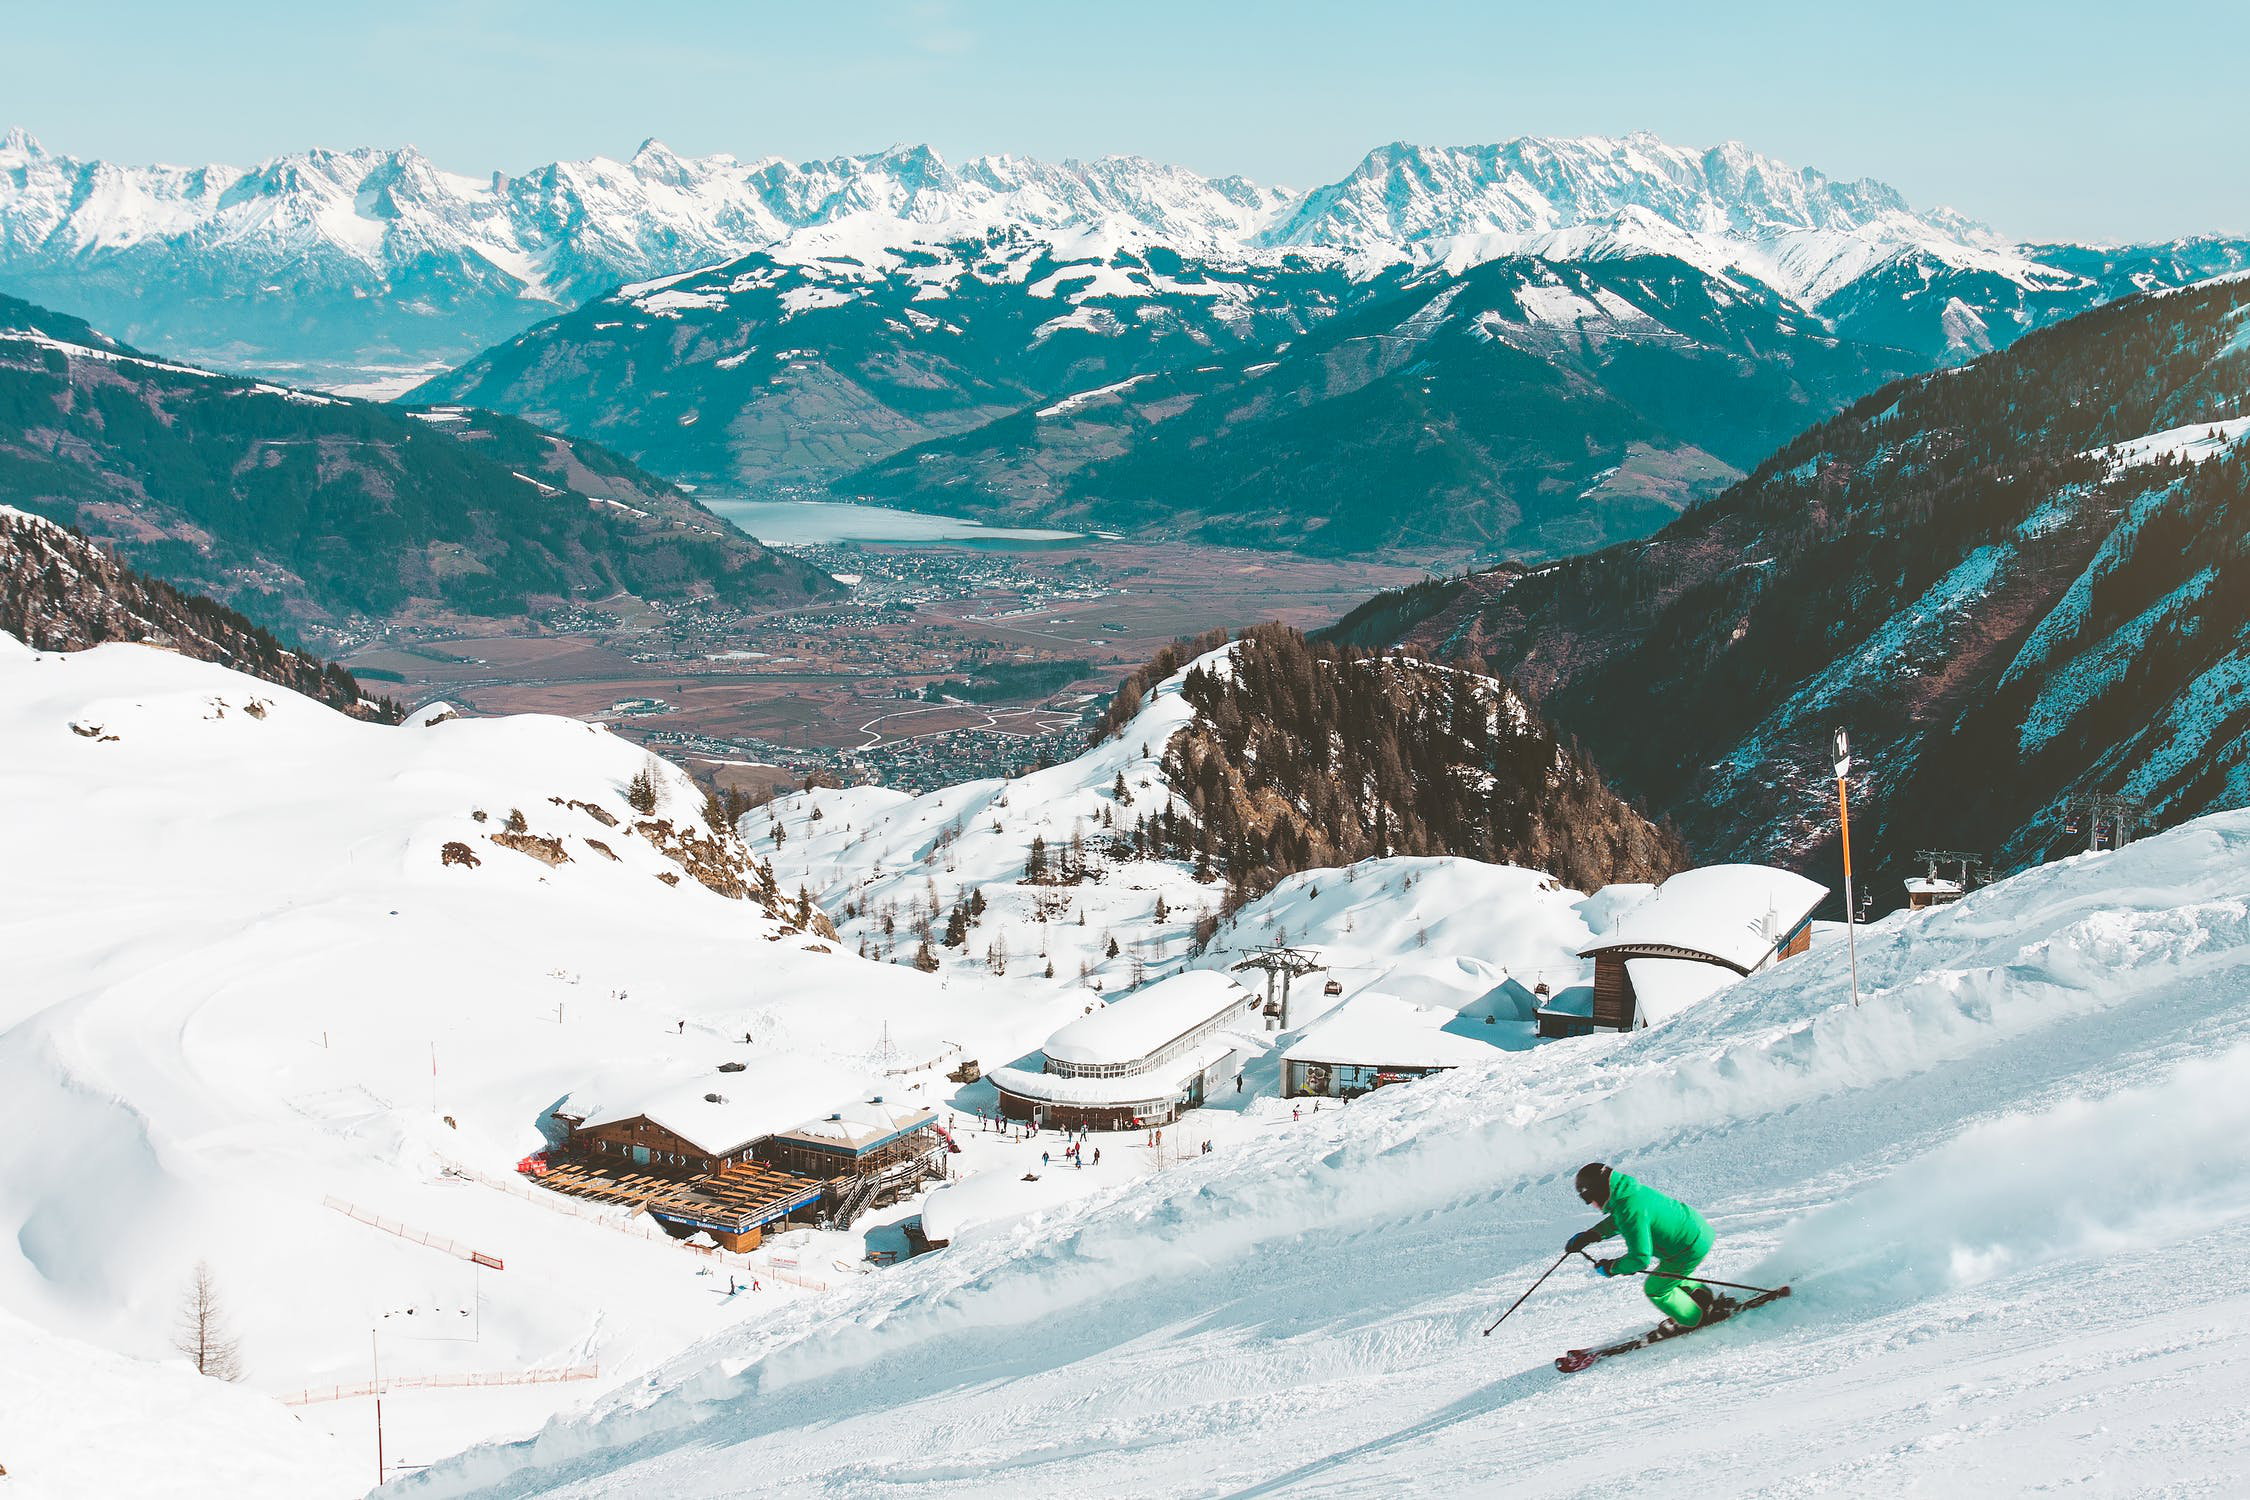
[345,537,1428,775]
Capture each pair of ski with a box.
[1554,1284,1791,1373]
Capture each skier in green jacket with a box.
[1565,1162,1716,1330]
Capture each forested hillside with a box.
[1334,278,2250,902]
[1,506,397,718]
[848,253,1920,558]
[1122,626,1683,901]
[0,292,834,636]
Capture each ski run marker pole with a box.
[1482,1249,1575,1337]
[1834,726,1862,1009]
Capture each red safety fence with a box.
[278,1364,598,1406]
[323,1197,505,1271]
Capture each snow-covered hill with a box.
[0,634,1076,1493]
[397,805,2250,1497]
[748,633,1675,988]
[0,504,394,717]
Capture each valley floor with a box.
[339,534,1425,793]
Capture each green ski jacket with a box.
[1588,1171,1712,1274]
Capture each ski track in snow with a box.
[404,817,2250,1498]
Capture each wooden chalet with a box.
[542,1057,945,1248]
[1538,864,1828,1038]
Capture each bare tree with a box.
[174,1260,244,1381]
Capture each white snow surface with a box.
[401,811,2250,1497]
[2086,413,2250,469]
[0,636,1077,1492]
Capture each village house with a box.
[989,970,1263,1131]
[1280,980,1540,1098]
[1536,864,1828,1037]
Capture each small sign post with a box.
[1834,729,1861,1009]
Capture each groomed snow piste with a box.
[401,810,2250,1497]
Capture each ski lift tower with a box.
[1906,849,1987,910]
[1231,946,1323,1031]
[2062,794,2148,854]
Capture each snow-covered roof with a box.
[1905,878,1964,896]
[991,1038,1243,1107]
[1281,991,1514,1070]
[565,1055,881,1157]
[1533,984,1596,1020]
[770,1094,937,1153]
[1582,864,1827,973]
[1041,971,1258,1068]
[1623,957,1738,1026]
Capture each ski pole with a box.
[1599,1263,1788,1298]
[1482,1249,1575,1337]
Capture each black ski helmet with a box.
[1574,1162,1613,1206]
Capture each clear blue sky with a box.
[6,0,2243,242]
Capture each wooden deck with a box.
[535,1156,825,1231]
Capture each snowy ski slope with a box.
[0,636,1076,1495]
[404,811,2250,1497]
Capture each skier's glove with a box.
[1565,1229,1597,1254]
[1595,1258,1620,1277]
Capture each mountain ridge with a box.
[12,125,2207,382]
[0,290,838,640]
[1328,276,2250,901]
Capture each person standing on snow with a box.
[1565,1162,1716,1330]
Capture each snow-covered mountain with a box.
[8,124,2236,386]
[413,224,1368,502]
[399,805,2250,1497]
[0,127,1295,385]
[1266,132,1987,268]
[835,248,1922,556]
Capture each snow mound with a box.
[0,635,1073,1492]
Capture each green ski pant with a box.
[1645,1245,1711,1327]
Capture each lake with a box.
[701,498,1085,549]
